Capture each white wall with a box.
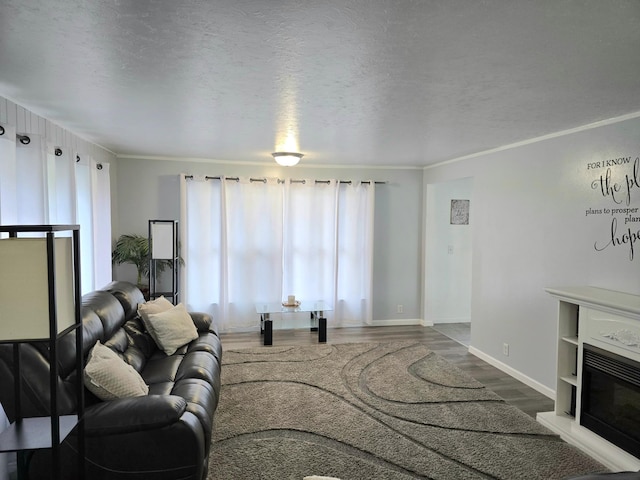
[112,158,425,324]
[424,177,473,324]
[423,115,640,394]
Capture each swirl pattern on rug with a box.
[210,341,605,479]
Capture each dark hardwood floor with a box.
[219,324,554,418]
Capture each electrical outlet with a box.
[503,343,509,356]
[397,304,404,314]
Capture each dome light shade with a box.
[272,152,303,167]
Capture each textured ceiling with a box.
[1,0,639,167]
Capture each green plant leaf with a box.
[112,233,183,285]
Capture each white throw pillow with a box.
[142,303,199,356]
[84,341,149,401]
[138,295,174,319]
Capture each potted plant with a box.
[112,234,151,286]
[112,234,182,297]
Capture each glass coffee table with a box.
[255,301,332,346]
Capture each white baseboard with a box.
[537,411,640,471]
[371,318,427,327]
[225,319,430,332]
[468,346,556,400]
[428,316,471,324]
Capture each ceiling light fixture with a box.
[272,151,303,167]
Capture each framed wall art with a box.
[450,199,470,225]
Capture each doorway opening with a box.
[424,177,474,345]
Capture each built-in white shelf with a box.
[561,335,579,345]
[538,286,640,472]
[559,375,578,387]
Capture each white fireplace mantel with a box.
[538,286,640,472]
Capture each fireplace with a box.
[540,287,640,471]
[581,343,640,458]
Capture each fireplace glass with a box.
[581,343,640,458]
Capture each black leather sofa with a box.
[0,281,222,480]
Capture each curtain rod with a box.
[184,175,385,185]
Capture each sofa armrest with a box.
[189,312,213,332]
[29,396,207,479]
[83,394,187,436]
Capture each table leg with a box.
[310,311,318,332]
[318,317,327,343]
[264,314,273,346]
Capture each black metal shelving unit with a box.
[148,220,179,305]
[0,224,85,480]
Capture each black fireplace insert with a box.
[581,343,640,458]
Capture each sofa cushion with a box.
[141,355,183,384]
[84,341,149,401]
[57,307,105,379]
[83,291,127,339]
[104,328,130,355]
[176,350,221,388]
[102,280,147,321]
[124,318,156,357]
[120,319,156,371]
[187,332,223,363]
[102,326,148,373]
[141,303,199,356]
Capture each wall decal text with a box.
[587,157,639,261]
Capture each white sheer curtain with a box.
[181,174,223,320]
[0,124,17,228]
[75,157,112,292]
[181,175,375,331]
[225,178,284,330]
[46,144,76,225]
[336,181,375,325]
[75,160,95,293]
[2,134,77,227]
[282,179,338,309]
[91,161,112,289]
[182,176,284,331]
[16,134,47,226]
[0,122,111,293]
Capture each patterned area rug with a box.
[209,341,606,479]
